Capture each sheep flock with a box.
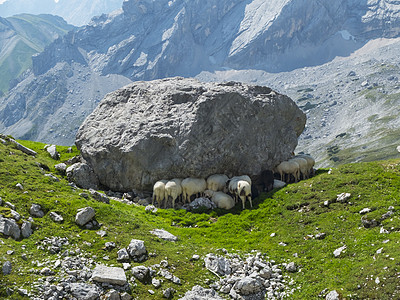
[152,154,315,210]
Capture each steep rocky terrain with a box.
[0,0,123,26]
[0,13,74,94]
[1,0,400,161]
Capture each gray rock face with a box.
[75,207,95,226]
[66,163,99,190]
[91,265,127,286]
[76,78,305,192]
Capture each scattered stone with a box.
[191,254,200,261]
[204,253,231,276]
[131,266,151,283]
[21,221,33,238]
[16,183,24,190]
[381,210,394,220]
[47,145,60,160]
[49,212,64,223]
[89,189,110,204]
[2,261,12,275]
[333,246,346,258]
[127,239,147,262]
[336,193,351,203]
[148,290,155,295]
[6,250,14,255]
[323,200,330,207]
[69,283,100,300]
[75,207,95,226]
[105,242,116,250]
[380,227,389,234]
[152,278,162,289]
[315,233,326,240]
[361,217,379,228]
[187,197,216,211]
[150,229,178,242]
[0,216,21,240]
[5,201,15,210]
[359,208,371,215]
[45,173,60,182]
[178,285,224,300]
[55,163,67,174]
[96,230,107,237]
[117,248,130,262]
[17,289,28,297]
[286,262,297,273]
[375,277,380,284]
[40,267,54,276]
[80,192,89,199]
[30,204,45,218]
[163,287,175,299]
[230,276,264,298]
[270,232,276,237]
[325,290,340,300]
[91,265,127,285]
[10,209,21,221]
[120,292,132,300]
[105,289,120,300]
[145,205,158,213]
[7,138,37,156]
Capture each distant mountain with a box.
[0,14,74,95]
[0,0,123,26]
[1,0,400,163]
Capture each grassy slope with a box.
[1,139,400,299]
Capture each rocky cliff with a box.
[1,0,400,145]
[75,77,306,192]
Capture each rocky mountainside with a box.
[0,0,123,26]
[0,14,74,94]
[1,0,400,161]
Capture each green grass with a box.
[1,138,400,299]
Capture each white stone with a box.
[333,246,346,258]
[91,265,127,285]
[150,229,178,242]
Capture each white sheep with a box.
[275,160,300,183]
[231,175,252,185]
[165,178,182,209]
[206,174,229,192]
[204,190,235,210]
[228,179,252,209]
[152,179,168,207]
[297,154,315,177]
[181,177,207,203]
[290,157,309,180]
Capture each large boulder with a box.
[76,77,306,191]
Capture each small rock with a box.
[30,204,45,218]
[152,278,162,289]
[375,277,380,284]
[117,248,130,262]
[286,262,297,273]
[120,292,132,300]
[337,193,351,203]
[270,232,276,237]
[145,205,158,213]
[2,261,12,275]
[361,217,379,228]
[326,290,340,300]
[75,207,95,226]
[127,239,147,262]
[191,254,200,261]
[0,217,21,240]
[315,233,326,240]
[89,189,110,204]
[47,145,60,160]
[380,227,389,234]
[69,283,100,300]
[163,287,175,299]
[148,290,155,295]
[49,212,64,223]
[359,208,371,215]
[131,266,151,283]
[16,183,24,190]
[45,174,60,182]
[21,221,33,238]
[5,201,15,210]
[333,246,346,258]
[96,230,107,237]
[150,229,178,241]
[104,289,120,300]
[204,253,231,276]
[105,242,116,250]
[55,163,67,174]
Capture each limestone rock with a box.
[91,265,127,285]
[76,78,306,192]
[66,162,99,190]
[30,203,44,218]
[47,145,60,160]
[54,163,67,174]
[204,253,231,276]
[104,289,120,300]
[69,283,100,300]
[75,207,95,226]
[179,285,224,300]
[2,261,12,275]
[131,266,151,283]
[0,216,21,240]
[231,277,264,297]
[150,229,178,242]
[21,221,33,238]
[326,290,340,300]
[89,189,110,204]
[117,248,130,262]
[127,239,147,262]
[49,212,64,223]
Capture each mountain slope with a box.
[0,14,74,94]
[0,0,123,26]
[1,0,400,153]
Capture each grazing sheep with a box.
[297,154,315,177]
[289,157,309,180]
[275,160,300,183]
[260,170,274,192]
[152,180,168,207]
[206,174,229,192]
[231,175,252,185]
[165,178,182,209]
[204,190,235,210]
[229,179,252,209]
[181,177,207,203]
